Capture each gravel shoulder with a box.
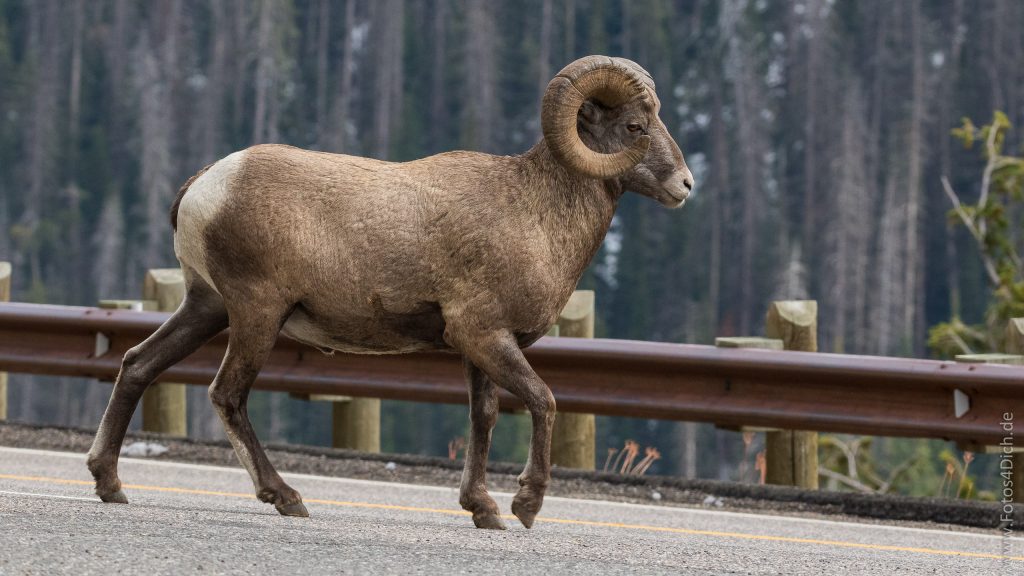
[0,421,1015,533]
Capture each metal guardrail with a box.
[0,302,1021,446]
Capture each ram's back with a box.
[171,144,526,354]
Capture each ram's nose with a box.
[662,169,694,203]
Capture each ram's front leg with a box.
[509,382,556,528]
[454,329,556,529]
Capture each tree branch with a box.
[875,457,919,494]
[977,121,1000,237]
[818,468,876,493]
[942,176,1000,286]
[947,328,974,355]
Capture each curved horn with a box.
[541,56,652,179]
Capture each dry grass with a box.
[603,440,661,476]
[447,436,465,461]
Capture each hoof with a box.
[511,493,542,529]
[472,511,507,530]
[276,501,309,518]
[98,490,129,504]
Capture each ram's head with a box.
[542,56,694,208]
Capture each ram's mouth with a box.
[659,175,691,208]
[659,192,687,208]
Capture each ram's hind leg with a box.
[208,302,307,517]
[87,272,228,504]
[459,360,506,530]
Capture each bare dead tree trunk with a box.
[903,0,925,354]
[863,0,889,355]
[137,36,174,272]
[429,0,448,153]
[708,69,727,334]
[252,0,274,144]
[564,0,575,61]
[20,0,61,293]
[200,0,228,163]
[850,123,871,353]
[801,0,822,279]
[95,0,129,301]
[23,0,70,424]
[162,0,182,102]
[249,0,287,145]
[832,87,870,353]
[263,0,287,148]
[939,0,965,320]
[64,0,87,305]
[18,0,50,261]
[0,191,9,265]
[162,0,186,175]
[620,0,631,56]
[192,2,229,438]
[538,0,553,105]
[464,0,496,152]
[136,0,181,276]
[314,0,331,148]
[93,195,124,307]
[716,0,745,336]
[373,0,404,159]
[326,0,356,153]
[68,0,84,177]
[105,0,131,229]
[268,392,283,442]
[534,0,553,143]
[773,241,809,303]
[985,1,1006,114]
[231,0,250,143]
[728,38,761,335]
[267,71,282,144]
[867,0,888,201]
[875,173,904,355]
[1010,2,1024,137]
[832,196,848,352]
[675,421,698,478]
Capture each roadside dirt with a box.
[1,421,1016,533]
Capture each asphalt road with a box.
[0,446,1020,575]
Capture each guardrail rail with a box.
[0,302,1020,447]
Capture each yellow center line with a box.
[1,473,1021,562]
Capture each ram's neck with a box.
[517,141,622,289]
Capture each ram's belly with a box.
[281,302,449,355]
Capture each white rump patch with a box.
[173,150,246,290]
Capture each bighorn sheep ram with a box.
[87,55,693,530]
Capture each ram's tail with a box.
[170,162,216,231]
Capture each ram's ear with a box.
[578,100,603,126]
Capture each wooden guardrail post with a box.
[331,396,380,452]
[764,300,819,489]
[991,318,1024,504]
[714,337,783,483]
[288,392,380,452]
[715,337,783,351]
[953,352,1024,503]
[550,290,596,470]
[0,262,9,421]
[1006,318,1024,357]
[98,300,156,311]
[1006,320,1024,504]
[141,269,187,436]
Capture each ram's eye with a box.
[627,123,643,133]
